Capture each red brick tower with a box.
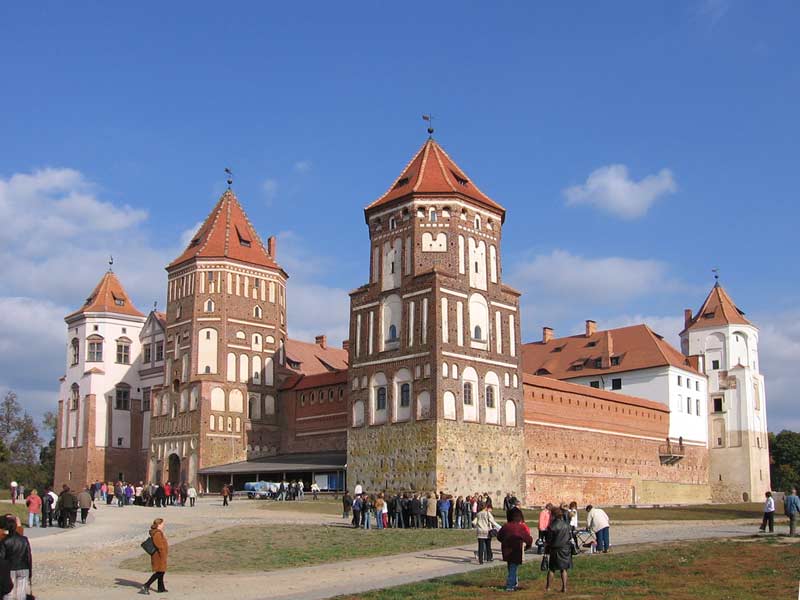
[347,137,525,498]
[150,189,287,486]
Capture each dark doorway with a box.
[168,454,181,484]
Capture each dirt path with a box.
[26,498,773,600]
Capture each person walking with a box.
[785,487,800,536]
[60,485,79,528]
[41,487,54,529]
[586,505,611,553]
[25,490,41,529]
[497,508,533,592]
[8,483,16,507]
[310,482,319,501]
[0,514,33,600]
[221,484,230,507]
[77,487,93,524]
[759,491,775,533]
[187,485,197,507]
[537,503,552,543]
[141,518,169,595]
[545,506,573,593]
[472,504,500,564]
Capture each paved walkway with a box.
[24,498,775,600]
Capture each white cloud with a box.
[293,160,312,174]
[754,310,800,432]
[563,164,677,219]
[511,249,680,304]
[262,178,278,203]
[695,0,729,27]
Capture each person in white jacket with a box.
[472,505,501,563]
[586,505,611,552]
[759,491,775,533]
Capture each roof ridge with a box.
[643,324,672,367]
[413,140,432,192]
[431,142,456,192]
[374,142,427,205]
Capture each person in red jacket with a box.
[497,508,533,592]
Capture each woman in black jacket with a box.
[544,507,573,593]
[0,515,32,600]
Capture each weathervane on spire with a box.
[108,255,114,272]
[422,114,434,137]
[712,267,720,286]
[225,167,233,189]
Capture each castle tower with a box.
[347,137,525,498]
[680,281,770,502]
[54,269,147,487]
[151,189,287,486]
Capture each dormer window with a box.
[236,226,252,248]
[610,356,620,366]
[593,358,602,368]
[393,177,409,189]
[703,312,715,319]
[189,237,201,247]
[451,170,468,186]
[113,295,125,307]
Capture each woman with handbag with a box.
[472,504,500,564]
[496,508,533,592]
[140,518,169,595]
[0,515,33,600]
[544,507,573,593]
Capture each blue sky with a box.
[1,1,797,431]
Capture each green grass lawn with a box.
[338,537,800,599]
[523,502,775,523]
[119,524,475,573]
[258,497,343,516]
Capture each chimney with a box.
[542,327,554,344]
[606,330,614,361]
[315,335,327,349]
[342,340,350,352]
[684,308,693,329]
[267,235,277,258]
[585,320,596,337]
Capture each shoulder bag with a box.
[141,536,157,555]
[540,554,549,572]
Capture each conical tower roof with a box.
[169,189,281,271]
[682,283,752,333]
[367,138,504,218]
[66,270,144,319]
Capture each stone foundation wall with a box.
[347,420,437,492]
[435,420,526,500]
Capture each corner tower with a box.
[347,137,525,498]
[680,281,770,502]
[151,189,287,486]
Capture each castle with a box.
[54,137,770,505]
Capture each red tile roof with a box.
[682,283,751,333]
[284,370,349,391]
[154,311,167,329]
[522,323,702,379]
[284,338,348,376]
[523,374,670,413]
[366,138,504,216]
[66,271,145,319]
[169,189,281,271]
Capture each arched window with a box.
[205,299,214,313]
[377,387,387,411]
[253,306,263,318]
[486,385,495,408]
[70,383,80,410]
[463,382,473,405]
[429,208,437,222]
[389,217,397,230]
[389,324,397,341]
[400,383,410,407]
[70,339,79,366]
[474,216,481,229]
[473,325,482,341]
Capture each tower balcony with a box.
[658,443,685,465]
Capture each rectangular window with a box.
[686,378,691,388]
[677,375,682,386]
[696,381,700,391]
[593,358,602,368]
[155,341,164,362]
[696,398,701,416]
[116,343,130,364]
[711,359,720,370]
[143,343,152,364]
[687,397,692,414]
[88,341,103,362]
[115,388,130,411]
[610,356,620,366]
[713,397,723,413]
[611,378,622,390]
[142,388,151,412]
[589,381,600,389]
